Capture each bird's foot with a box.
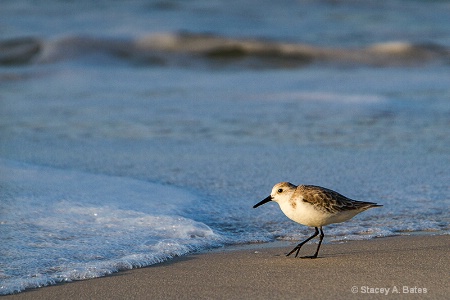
[286,247,301,257]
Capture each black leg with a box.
[301,227,324,259]
[286,227,320,258]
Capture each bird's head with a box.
[253,182,297,208]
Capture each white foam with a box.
[0,159,222,295]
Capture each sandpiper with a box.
[253,182,382,258]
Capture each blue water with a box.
[1,0,450,295]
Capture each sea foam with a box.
[0,159,222,295]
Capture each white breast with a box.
[278,198,358,227]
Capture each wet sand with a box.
[4,235,449,299]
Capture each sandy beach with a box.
[3,235,449,299]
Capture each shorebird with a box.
[253,182,382,258]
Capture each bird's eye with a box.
[277,188,283,193]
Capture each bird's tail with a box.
[356,201,383,210]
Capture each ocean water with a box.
[1,0,450,295]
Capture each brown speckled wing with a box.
[296,185,381,214]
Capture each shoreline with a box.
[3,235,449,299]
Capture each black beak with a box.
[253,195,272,208]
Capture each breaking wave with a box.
[1,32,449,68]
